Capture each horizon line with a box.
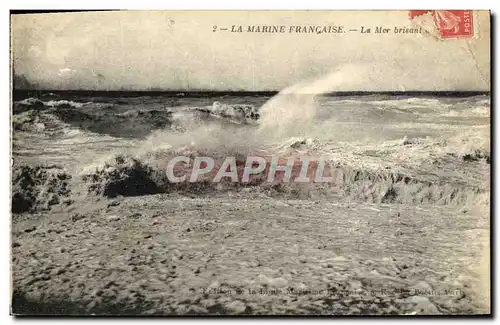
[12,89,490,97]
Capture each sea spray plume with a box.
[135,65,375,159]
[257,64,373,140]
[136,122,263,162]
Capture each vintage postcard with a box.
[10,10,490,315]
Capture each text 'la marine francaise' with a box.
[231,25,345,34]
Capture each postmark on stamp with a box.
[409,10,475,39]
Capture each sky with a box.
[11,10,490,91]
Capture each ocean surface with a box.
[13,92,491,206]
[12,92,490,204]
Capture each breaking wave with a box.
[442,106,490,117]
[13,98,174,139]
[14,98,114,111]
[15,98,94,109]
[77,145,489,207]
[12,66,490,209]
[44,100,90,108]
[74,119,490,208]
[193,102,260,125]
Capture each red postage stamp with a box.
[409,10,475,39]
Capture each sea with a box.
[12,91,490,205]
